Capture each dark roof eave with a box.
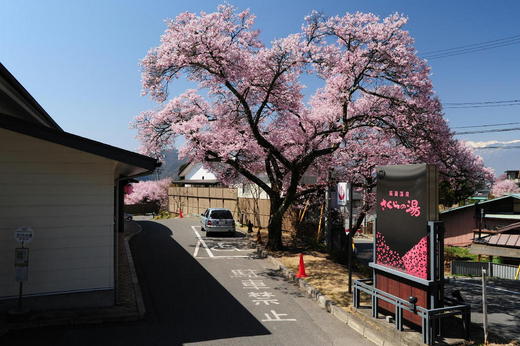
[0,63,62,130]
[0,114,159,174]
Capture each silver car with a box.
[201,208,235,235]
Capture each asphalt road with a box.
[445,277,520,343]
[1,217,373,346]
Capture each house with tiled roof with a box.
[440,194,520,247]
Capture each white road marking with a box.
[211,242,250,251]
[191,225,253,259]
[191,226,214,257]
[193,240,201,257]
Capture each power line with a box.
[421,34,520,60]
[453,122,520,129]
[455,127,520,135]
[445,99,520,105]
[421,34,520,55]
[445,103,520,109]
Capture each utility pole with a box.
[325,169,333,253]
[348,183,354,294]
[482,268,488,344]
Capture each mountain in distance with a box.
[139,149,187,181]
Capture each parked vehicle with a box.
[201,208,235,235]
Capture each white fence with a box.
[451,261,519,280]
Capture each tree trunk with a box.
[267,198,284,250]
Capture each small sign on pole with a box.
[15,227,33,244]
[337,182,349,206]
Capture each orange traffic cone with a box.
[179,209,183,218]
[296,253,308,278]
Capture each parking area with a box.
[190,225,255,259]
[445,277,520,343]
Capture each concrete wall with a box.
[0,128,115,300]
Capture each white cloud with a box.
[465,139,520,148]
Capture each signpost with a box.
[347,184,354,293]
[337,182,357,293]
[482,268,488,344]
[11,226,33,315]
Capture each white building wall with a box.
[185,163,217,181]
[0,128,115,298]
[237,183,270,200]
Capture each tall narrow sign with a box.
[374,164,438,280]
[337,182,349,206]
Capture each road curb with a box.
[124,221,146,318]
[265,254,431,346]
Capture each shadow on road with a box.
[1,220,270,346]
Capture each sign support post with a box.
[17,241,25,312]
[348,183,354,294]
[482,268,488,345]
[10,226,33,315]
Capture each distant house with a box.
[470,221,520,264]
[174,161,220,187]
[440,194,520,246]
[505,170,520,184]
[0,63,159,312]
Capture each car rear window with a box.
[210,210,233,219]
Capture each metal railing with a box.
[451,261,519,280]
[353,279,471,345]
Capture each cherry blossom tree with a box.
[134,5,490,249]
[491,177,520,197]
[124,179,170,209]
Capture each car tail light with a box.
[207,220,212,225]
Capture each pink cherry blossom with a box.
[491,177,520,197]
[124,179,170,209]
[133,5,491,249]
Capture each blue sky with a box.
[1,0,519,174]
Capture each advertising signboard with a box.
[337,182,349,206]
[373,164,438,280]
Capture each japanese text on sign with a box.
[379,199,421,217]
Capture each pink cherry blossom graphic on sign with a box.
[402,236,429,279]
[376,232,429,279]
[375,232,405,270]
